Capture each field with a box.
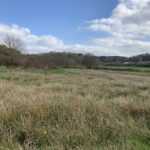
[99,66,150,72]
[0,67,150,150]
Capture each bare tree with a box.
[4,34,24,52]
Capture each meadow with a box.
[0,67,149,149]
[98,66,150,72]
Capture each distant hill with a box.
[99,56,128,63]
[99,53,150,63]
[129,53,150,62]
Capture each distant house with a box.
[123,62,130,65]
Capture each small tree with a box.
[4,34,24,52]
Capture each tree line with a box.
[0,35,150,69]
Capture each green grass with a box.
[0,67,81,85]
[99,66,150,72]
[30,68,80,75]
[0,66,149,75]
[0,66,20,73]
[132,138,150,150]
[0,66,81,75]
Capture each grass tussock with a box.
[0,67,150,149]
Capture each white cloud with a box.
[0,0,150,56]
[89,0,150,55]
[0,23,65,53]
[0,23,125,56]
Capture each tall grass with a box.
[0,67,150,149]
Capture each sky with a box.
[0,0,150,56]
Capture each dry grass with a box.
[0,67,150,149]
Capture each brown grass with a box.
[0,68,150,149]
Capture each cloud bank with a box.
[0,23,65,53]
[0,0,150,56]
[0,23,123,56]
[89,0,150,56]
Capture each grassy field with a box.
[99,66,150,72]
[0,67,150,150]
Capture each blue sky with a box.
[0,0,117,44]
[0,0,150,56]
